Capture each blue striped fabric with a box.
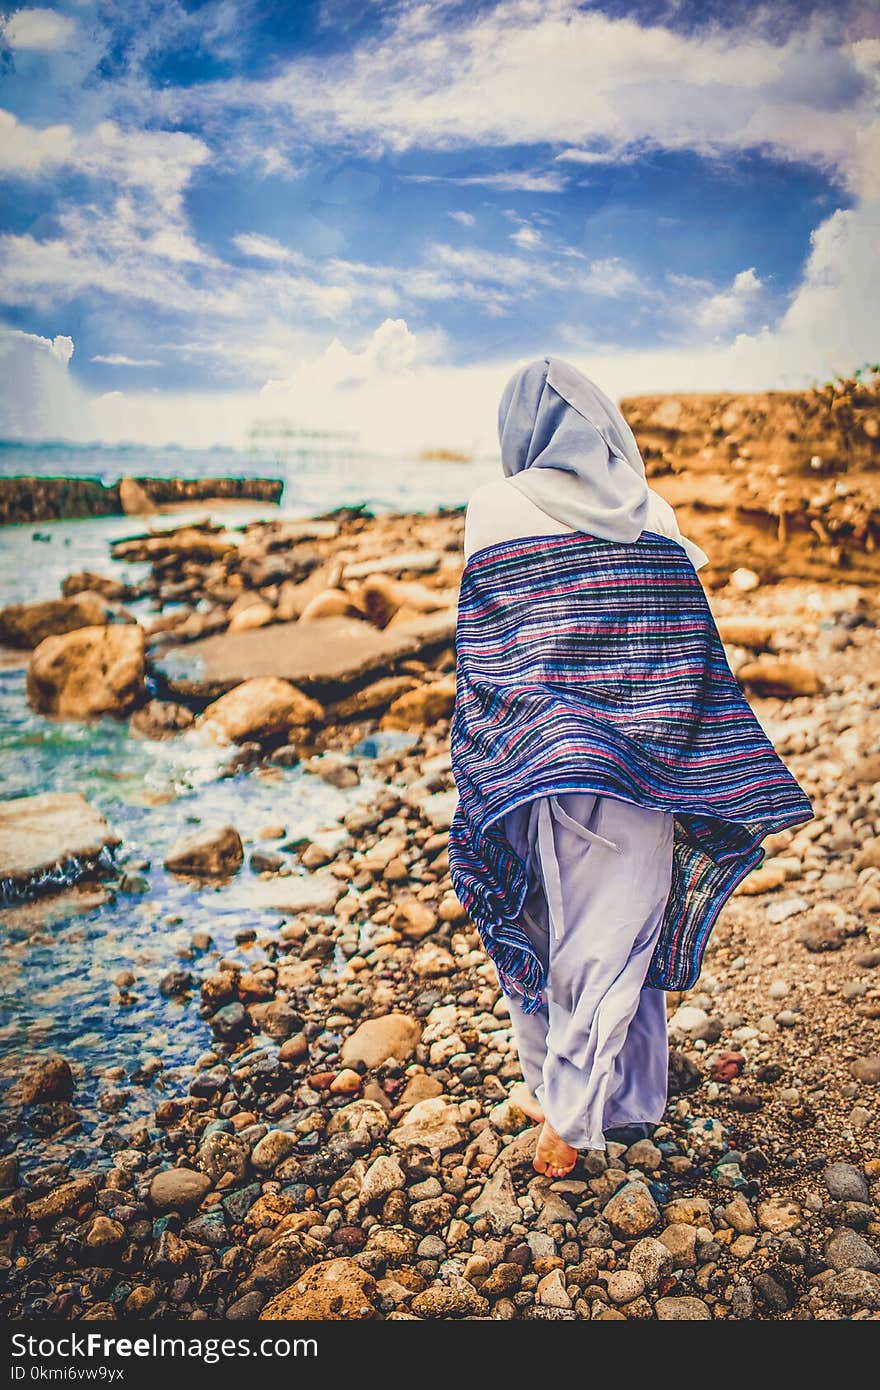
[448,530,813,1013]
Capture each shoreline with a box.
[1,372,879,1321]
[0,498,877,1319]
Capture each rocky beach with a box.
[1,380,879,1323]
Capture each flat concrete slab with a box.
[152,611,455,701]
[0,793,120,897]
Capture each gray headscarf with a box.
[498,357,650,544]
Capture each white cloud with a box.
[1,6,75,51]
[184,4,879,197]
[555,147,636,166]
[510,223,542,251]
[403,169,566,193]
[0,111,210,218]
[580,256,643,298]
[0,327,88,438]
[232,232,302,263]
[448,209,475,227]
[12,186,877,453]
[431,241,560,289]
[694,266,764,333]
[92,353,161,367]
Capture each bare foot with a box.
[533,1121,578,1178]
[510,1083,544,1124]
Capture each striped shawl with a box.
[448,530,813,1013]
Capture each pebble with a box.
[603,1182,660,1238]
[824,1162,870,1204]
[148,1169,211,1212]
[655,1295,711,1320]
[824,1228,880,1274]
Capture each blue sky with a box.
[0,1,877,449]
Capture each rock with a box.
[850,1056,880,1084]
[199,677,322,743]
[723,1194,757,1234]
[605,1270,646,1304]
[325,1099,390,1143]
[27,625,145,718]
[757,1197,803,1234]
[824,1163,870,1204]
[730,568,759,592]
[340,1013,422,1069]
[799,922,846,953]
[343,550,442,579]
[328,675,420,720]
[381,677,456,730]
[360,1156,406,1204]
[329,1068,362,1094]
[130,700,195,740]
[716,617,774,649]
[468,1166,521,1233]
[260,1001,303,1041]
[391,898,438,941]
[766,894,808,924]
[62,571,131,602]
[154,614,454,703]
[536,1268,572,1309]
[119,477,155,515]
[197,1132,249,1183]
[148,1168,212,1212]
[0,792,120,895]
[83,1215,125,1256]
[668,1005,711,1037]
[397,1074,444,1110]
[824,1227,880,1273]
[737,862,788,895]
[0,593,113,648]
[389,1097,466,1154]
[414,790,458,832]
[602,1181,660,1238]
[298,588,367,623]
[833,1269,880,1309]
[655,1296,711,1320]
[27,1177,95,1222]
[251,1130,300,1172]
[260,1258,378,1320]
[17,1054,74,1104]
[627,1238,673,1289]
[164,825,243,877]
[229,601,275,633]
[209,1002,248,1041]
[737,656,821,698]
[625,1138,662,1170]
[410,1283,489,1318]
[658,1223,698,1269]
[224,870,344,915]
[412,943,456,978]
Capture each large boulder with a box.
[0,593,113,649]
[27,625,145,718]
[0,792,120,895]
[260,1258,378,1320]
[198,677,322,743]
[164,825,243,877]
